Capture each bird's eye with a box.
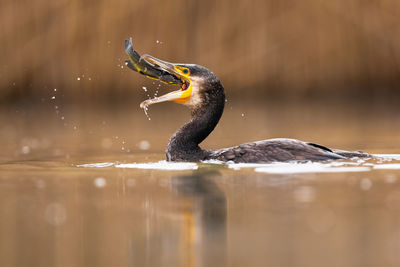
[183,69,189,74]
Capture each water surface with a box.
[1,103,400,267]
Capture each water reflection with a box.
[171,170,227,267]
[136,170,227,267]
[1,102,400,267]
[2,158,400,267]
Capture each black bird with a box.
[125,39,370,163]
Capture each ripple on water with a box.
[77,161,198,170]
[76,154,400,173]
[116,161,198,170]
[373,164,400,170]
[374,154,400,161]
[254,164,371,174]
[77,162,114,168]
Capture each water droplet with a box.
[139,140,150,150]
[21,146,30,154]
[143,106,151,120]
[385,174,398,184]
[142,86,147,92]
[241,113,245,117]
[360,178,372,191]
[94,177,107,188]
[293,186,316,203]
[77,77,81,81]
[51,96,56,99]
[54,88,57,91]
[45,203,67,226]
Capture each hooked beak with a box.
[138,55,192,109]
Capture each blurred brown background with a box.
[1,0,400,107]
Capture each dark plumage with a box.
[124,40,370,163]
[163,65,370,163]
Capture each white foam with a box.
[373,164,400,170]
[77,162,114,168]
[254,162,370,174]
[76,155,400,173]
[201,159,225,165]
[115,161,198,170]
[228,163,273,170]
[374,154,400,160]
[228,162,370,173]
[226,154,400,173]
[227,161,365,171]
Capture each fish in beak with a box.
[124,38,193,109]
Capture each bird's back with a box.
[208,138,369,163]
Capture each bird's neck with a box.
[166,92,225,161]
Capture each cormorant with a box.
[124,38,370,163]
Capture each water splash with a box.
[374,164,400,170]
[77,154,400,173]
[254,163,370,174]
[77,161,198,170]
[116,161,197,170]
[143,106,151,120]
[77,162,114,168]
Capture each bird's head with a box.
[136,54,224,111]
